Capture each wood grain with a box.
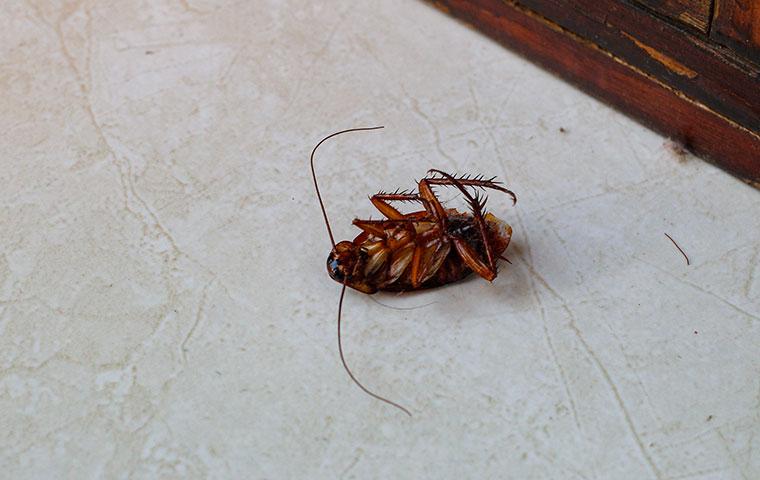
[513,0,759,132]
[634,0,714,32]
[428,0,760,185]
[712,0,760,64]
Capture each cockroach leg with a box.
[417,179,449,228]
[351,219,388,237]
[425,169,499,279]
[453,237,497,281]
[425,172,517,205]
[353,218,436,229]
[337,282,412,417]
[370,193,432,220]
[352,218,437,241]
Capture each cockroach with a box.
[310,126,516,416]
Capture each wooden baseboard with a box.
[428,0,760,187]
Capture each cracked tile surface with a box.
[2,0,759,478]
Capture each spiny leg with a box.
[424,171,517,205]
[417,178,449,229]
[352,218,436,238]
[452,238,497,281]
[368,192,446,263]
[370,192,434,221]
[424,169,499,280]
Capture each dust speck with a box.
[664,139,688,162]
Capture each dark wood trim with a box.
[427,0,760,186]
[632,0,713,33]
[711,0,760,65]
[512,0,759,132]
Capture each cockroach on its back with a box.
[311,126,516,416]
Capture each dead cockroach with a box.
[310,126,516,416]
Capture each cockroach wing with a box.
[418,240,452,285]
[384,244,415,286]
[364,244,390,277]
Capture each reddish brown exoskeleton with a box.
[311,126,516,416]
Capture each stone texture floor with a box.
[1,0,759,478]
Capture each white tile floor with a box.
[2,1,759,478]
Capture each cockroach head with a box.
[326,241,357,284]
[326,241,376,293]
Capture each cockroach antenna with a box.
[310,126,385,249]
[310,126,411,416]
[337,281,412,417]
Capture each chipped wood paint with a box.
[622,31,699,78]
